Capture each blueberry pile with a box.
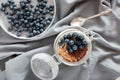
[58,32,88,53]
[0,0,54,37]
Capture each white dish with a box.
[0,0,56,39]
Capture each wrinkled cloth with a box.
[0,0,120,80]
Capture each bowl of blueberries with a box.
[0,0,56,39]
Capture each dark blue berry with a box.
[4,11,8,15]
[15,24,19,28]
[79,45,84,49]
[33,30,37,35]
[63,35,68,39]
[37,0,42,2]
[59,38,64,44]
[76,41,81,45]
[72,45,78,51]
[7,16,12,19]
[68,48,73,53]
[82,40,88,46]
[72,32,78,38]
[8,26,13,31]
[10,5,14,10]
[1,8,5,12]
[30,5,34,8]
[40,29,44,33]
[1,3,7,7]
[17,32,22,37]
[76,35,84,41]
[46,19,51,24]
[36,11,40,15]
[69,40,74,46]
[64,39,69,44]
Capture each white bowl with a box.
[0,0,56,40]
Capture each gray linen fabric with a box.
[0,0,120,80]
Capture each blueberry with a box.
[17,29,22,32]
[42,11,46,15]
[46,19,51,24]
[40,29,44,33]
[72,45,78,51]
[26,32,31,37]
[27,0,31,3]
[76,35,84,41]
[79,45,84,49]
[36,11,40,15]
[1,8,5,12]
[30,5,34,8]
[25,4,29,7]
[30,33,34,37]
[30,23,34,26]
[42,2,46,7]
[67,34,71,39]
[36,23,40,27]
[20,19,24,22]
[6,2,10,6]
[28,27,32,32]
[20,27,24,31]
[72,32,78,38]
[50,11,54,15]
[40,24,44,28]
[14,20,19,24]
[15,24,19,28]
[43,0,47,4]
[8,0,13,3]
[26,24,29,28]
[24,28,28,31]
[13,27,17,31]
[35,7,39,11]
[8,26,13,31]
[17,32,22,37]
[33,30,37,35]
[24,20,28,23]
[7,16,12,19]
[36,19,40,22]
[68,48,74,53]
[49,5,54,11]
[76,41,81,45]
[82,40,88,46]
[48,9,52,13]
[12,4,17,7]
[29,15,33,20]
[59,38,64,44]
[63,35,68,39]
[10,5,14,10]
[26,11,30,16]
[4,11,8,15]
[64,39,69,44]
[20,2,25,8]
[16,11,21,16]
[37,0,42,2]
[1,3,7,7]
[69,40,74,46]
[37,30,40,34]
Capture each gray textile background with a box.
[0,0,120,80]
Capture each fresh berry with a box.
[72,45,78,51]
